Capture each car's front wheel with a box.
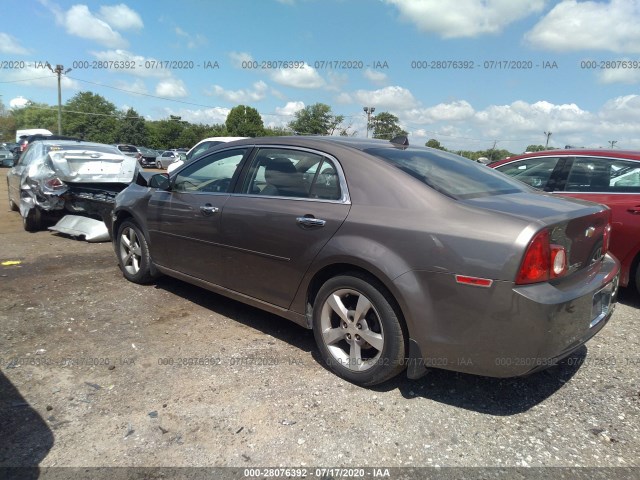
[116,220,156,284]
[155,160,162,169]
[312,274,406,386]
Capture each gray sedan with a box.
[111,136,620,386]
[155,150,186,169]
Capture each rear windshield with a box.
[364,147,526,199]
[117,145,138,153]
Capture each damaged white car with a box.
[7,139,138,240]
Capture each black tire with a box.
[116,220,156,284]
[635,261,640,296]
[312,273,406,386]
[23,208,42,232]
[9,197,19,212]
[155,160,162,169]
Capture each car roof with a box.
[224,135,414,152]
[30,139,121,149]
[490,149,640,167]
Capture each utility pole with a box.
[544,131,552,149]
[363,106,375,138]
[46,62,72,135]
[608,140,617,149]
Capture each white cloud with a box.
[385,0,546,38]
[161,107,230,125]
[54,4,128,48]
[155,78,188,98]
[0,33,30,55]
[209,81,268,103]
[363,69,388,86]
[275,101,305,116]
[270,64,325,89]
[10,97,30,108]
[598,65,640,84]
[352,86,417,110]
[98,4,144,30]
[174,27,207,49]
[0,66,79,90]
[406,100,475,124]
[525,0,640,53]
[114,78,148,95]
[229,51,254,69]
[599,95,640,123]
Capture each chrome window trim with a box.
[496,154,640,194]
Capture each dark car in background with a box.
[7,139,137,232]
[0,146,14,167]
[490,149,640,294]
[111,136,619,386]
[136,146,160,168]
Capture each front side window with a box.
[174,148,247,193]
[240,148,341,200]
[565,157,640,192]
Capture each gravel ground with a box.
[0,177,638,479]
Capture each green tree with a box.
[425,139,446,150]
[370,112,407,140]
[64,92,118,143]
[117,108,147,145]
[288,103,345,135]
[146,116,186,150]
[225,105,264,137]
[262,125,293,137]
[10,102,58,133]
[525,144,548,152]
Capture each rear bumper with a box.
[395,254,620,378]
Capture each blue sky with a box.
[1,0,640,152]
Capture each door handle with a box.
[200,204,219,216]
[296,216,326,228]
[627,206,640,215]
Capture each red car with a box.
[490,149,640,294]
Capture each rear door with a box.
[219,147,350,308]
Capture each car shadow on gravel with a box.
[153,277,317,353]
[377,347,586,416]
[0,371,53,478]
[155,276,592,416]
[616,287,640,309]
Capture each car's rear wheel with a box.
[312,274,406,386]
[23,207,42,232]
[116,220,156,284]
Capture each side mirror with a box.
[148,173,171,190]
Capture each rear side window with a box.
[366,147,524,199]
[566,157,640,192]
[117,145,138,153]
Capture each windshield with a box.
[365,147,526,199]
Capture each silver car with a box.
[155,150,187,169]
[7,139,137,231]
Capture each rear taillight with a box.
[516,229,568,285]
[43,177,65,190]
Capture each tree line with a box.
[0,91,536,161]
[0,91,409,150]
